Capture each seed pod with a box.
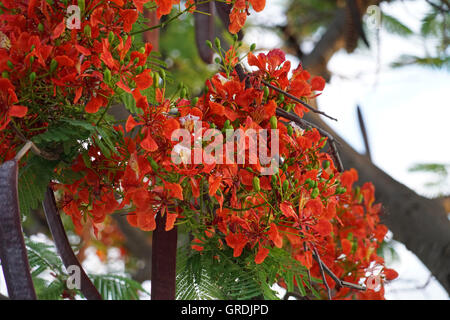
[253,177,261,192]
[50,59,58,73]
[29,72,36,83]
[311,187,320,199]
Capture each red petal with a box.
[165,212,178,231]
[141,131,158,152]
[126,115,140,132]
[249,0,266,12]
[85,96,104,113]
[384,268,399,281]
[8,105,28,118]
[52,20,65,40]
[311,76,326,91]
[134,69,153,90]
[163,118,180,140]
[209,101,225,116]
[280,201,297,219]
[255,246,269,264]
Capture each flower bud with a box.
[253,177,261,192]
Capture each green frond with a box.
[382,13,413,36]
[90,274,148,300]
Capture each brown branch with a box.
[10,123,59,161]
[261,79,337,121]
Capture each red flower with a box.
[0,78,27,130]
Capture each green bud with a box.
[224,120,231,129]
[50,59,58,73]
[38,23,44,32]
[205,40,213,49]
[282,180,289,192]
[250,43,256,51]
[214,57,221,64]
[322,160,330,170]
[136,66,143,74]
[285,104,293,112]
[133,57,140,65]
[263,86,269,100]
[269,115,277,129]
[29,72,36,83]
[232,34,238,42]
[192,97,199,106]
[311,187,320,199]
[160,69,166,80]
[7,60,14,69]
[29,56,35,64]
[180,88,187,99]
[83,25,91,38]
[214,37,221,48]
[2,71,9,78]
[287,125,293,136]
[278,94,285,103]
[103,68,111,83]
[252,176,261,192]
[271,175,277,185]
[139,46,146,54]
[108,31,115,44]
[153,73,159,88]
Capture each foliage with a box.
[0,0,397,300]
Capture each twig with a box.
[276,108,344,172]
[356,105,371,161]
[311,246,366,292]
[10,123,59,161]
[261,79,337,121]
[312,245,332,300]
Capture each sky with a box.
[1,0,448,300]
[245,0,449,299]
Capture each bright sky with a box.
[246,0,450,299]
